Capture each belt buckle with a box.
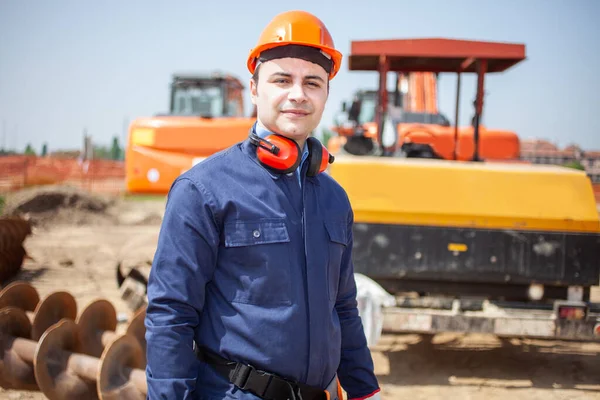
[231,363,275,398]
[231,363,254,388]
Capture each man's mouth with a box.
[281,109,309,116]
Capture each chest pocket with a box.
[325,220,348,303]
[220,219,292,306]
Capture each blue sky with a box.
[1,0,598,153]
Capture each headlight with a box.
[131,128,155,146]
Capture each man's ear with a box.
[250,78,258,105]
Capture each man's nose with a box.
[288,83,307,102]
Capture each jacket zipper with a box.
[301,174,311,383]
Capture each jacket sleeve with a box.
[335,208,381,399]
[144,177,220,399]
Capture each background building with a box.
[520,140,600,184]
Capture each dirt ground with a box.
[1,187,599,399]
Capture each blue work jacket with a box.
[145,134,380,399]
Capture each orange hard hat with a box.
[247,10,343,79]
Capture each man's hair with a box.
[252,64,261,85]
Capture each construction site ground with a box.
[1,186,599,400]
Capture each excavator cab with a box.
[166,73,248,118]
[334,88,455,156]
[333,90,389,155]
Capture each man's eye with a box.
[307,82,320,87]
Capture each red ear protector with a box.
[249,131,334,177]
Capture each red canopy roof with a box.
[348,38,526,73]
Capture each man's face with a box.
[250,57,329,145]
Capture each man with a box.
[145,10,381,400]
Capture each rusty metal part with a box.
[0,217,33,284]
[0,281,40,311]
[30,291,78,341]
[0,306,38,390]
[76,299,118,358]
[0,216,32,242]
[76,300,147,362]
[34,318,101,399]
[1,305,148,399]
[0,244,26,283]
[0,292,78,391]
[98,334,147,399]
[34,319,148,400]
[125,306,147,366]
[0,284,77,340]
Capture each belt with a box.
[195,346,335,400]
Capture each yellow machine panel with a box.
[328,156,600,233]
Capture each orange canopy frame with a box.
[346,38,527,159]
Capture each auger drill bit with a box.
[0,281,77,340]
[34,318,147,400]
[76,299,146,363]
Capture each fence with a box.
[0,155,126,195]
[1,155,599,204]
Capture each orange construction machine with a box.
[331,38,523,161]
[125,72,256,193]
